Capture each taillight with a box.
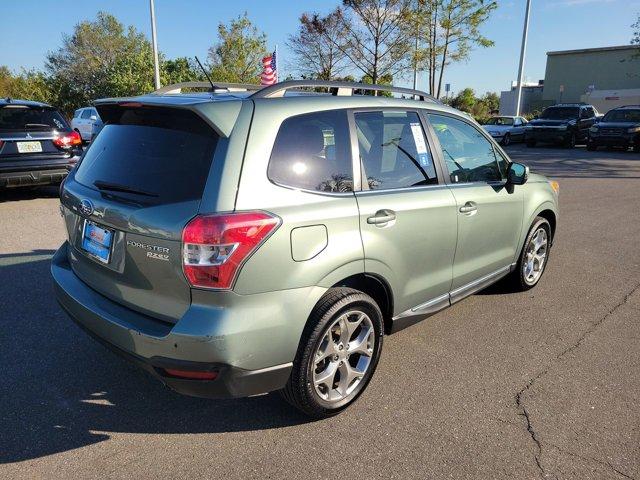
[53,130,82,148]
[182,211,280,290]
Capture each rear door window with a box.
[267,110,353,193]
[355,110,437,190]
[74,106,218,205]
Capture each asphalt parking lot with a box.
[1,144,639,480]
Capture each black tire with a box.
[586,142,597,151]
[633,143,640,153]
[563,132,576,149]
[501,133,511,146]
[281,287,384,418]
[526,139,536,148]
[507,217,552,291]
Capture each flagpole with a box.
[275,44,280,82]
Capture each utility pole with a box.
[149,0,161,90]
[515,0,532,116]
[412,29,419,91]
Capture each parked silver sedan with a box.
[482,116,528,146]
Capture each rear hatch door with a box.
[0,104,76,163]
[61,104,220,323]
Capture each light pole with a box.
[149,0,161,90]
[515,0,532,116]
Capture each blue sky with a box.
[1,0,638,96]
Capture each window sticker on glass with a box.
[410,123,431,167]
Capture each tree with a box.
[321,0,414,87]
[480,91,499,113]
[0,67,53,105]
[447,88,499,122]
[207,13,267,84]
[287,12,348,80]
[162,57,204,85]
[450,87,476,112]
[632,13,640,60]
[417,0,497,98]
[45,11,156,113]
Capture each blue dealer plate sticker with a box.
[82,221,113,263]
[418,153,431,168]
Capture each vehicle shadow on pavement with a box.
[0,252,310,465]
[0,186,60,203]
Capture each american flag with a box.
[260,50,277,86]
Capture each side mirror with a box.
[507,162,529,185]
[90,115,98,121]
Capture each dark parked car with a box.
[587,105,640,152]
[525,103,600,148]
[0,99,82,189]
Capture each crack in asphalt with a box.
[515,282,640,479]
[546,442,637,480]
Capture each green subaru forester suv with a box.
[52,80,559,418]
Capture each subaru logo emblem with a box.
[79,199,94,217]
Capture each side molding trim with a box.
[390,264,515,334]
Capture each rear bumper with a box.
[0,156,80,187]
[51,242,325,398]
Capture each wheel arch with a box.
[537,208,557,244]
[331,273,394,334]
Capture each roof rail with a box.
[152,81,263,95]
[250,80,441,103]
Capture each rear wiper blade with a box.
[93,180,158,197]
[23,123,52,129]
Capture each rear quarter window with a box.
[267,110,353,193]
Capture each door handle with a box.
[367,209,397,225]
[459,202,478,214]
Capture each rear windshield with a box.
[540,107,579,120]
[603,109,640,123]
[0,106,69,131]
[74,106,218,205]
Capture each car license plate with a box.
[16,141,43,153]
[81,220,114,264]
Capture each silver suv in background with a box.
[71,107,103,143]
[52,80,559,418]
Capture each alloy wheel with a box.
[523,227,548,285]
[312,310,375,403]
